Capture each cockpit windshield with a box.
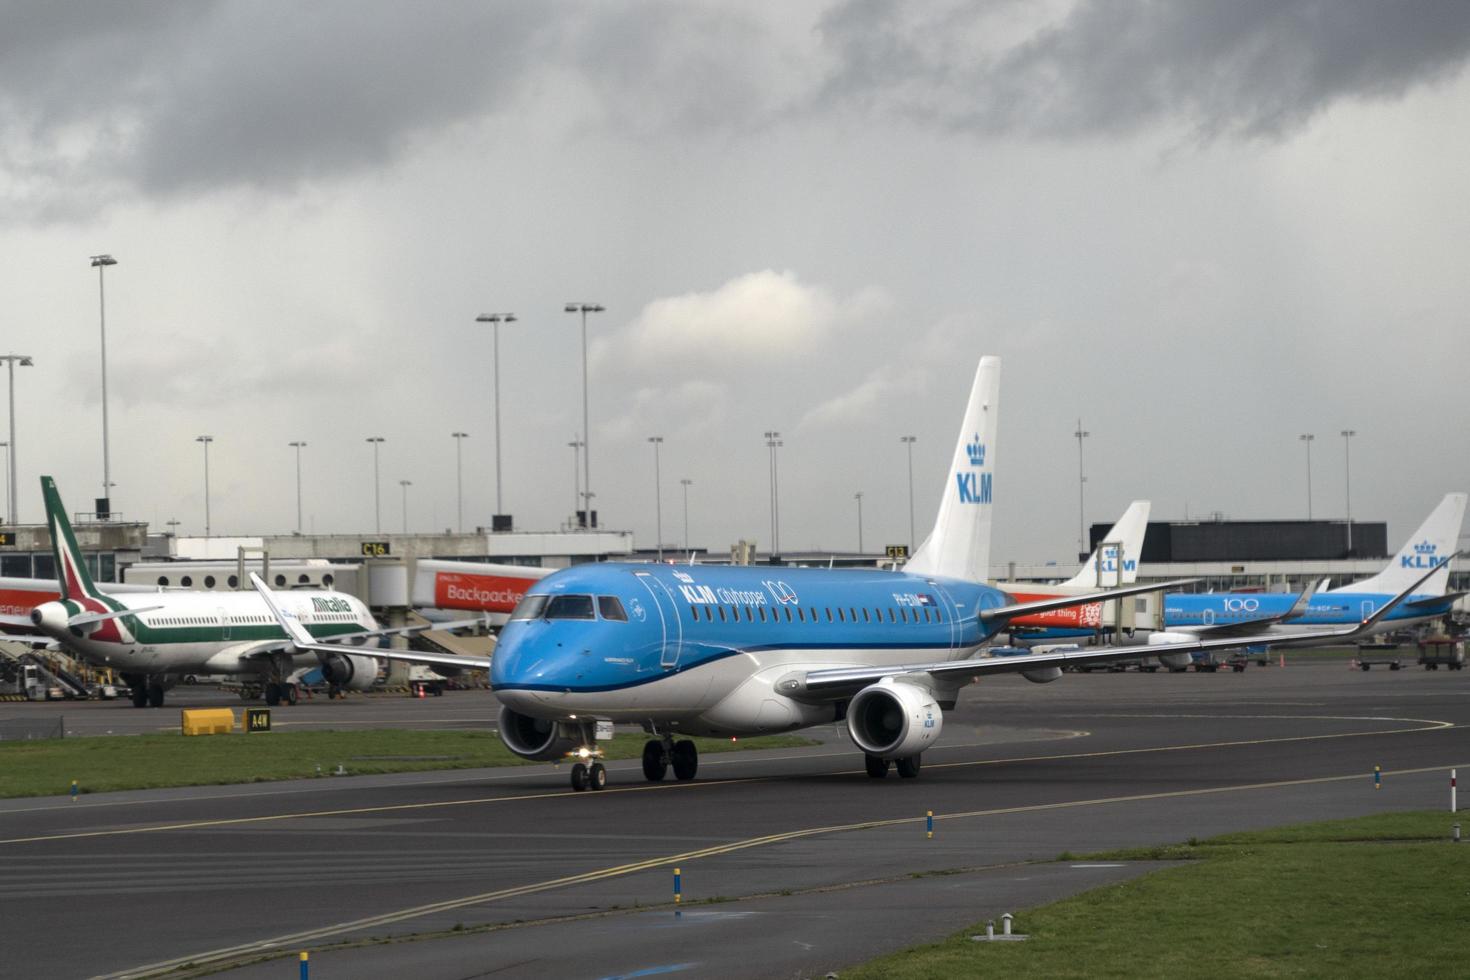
[509,593,618,621]
[509,594,549,620]
[545,594,596,620]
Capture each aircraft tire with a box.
[590,763,607,790]
[571,762,589,791]
[672,739,698,781]
[642,741,668,781]
[265,683,281,706]
[896,755,922,779]
[864,754,890,778]
[130,685,148,708]
[147,684,165,708]
[286,684,299,705]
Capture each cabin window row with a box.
[687,603,942,625]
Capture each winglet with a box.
[250,572,315,649]
[1279,579,1323,623]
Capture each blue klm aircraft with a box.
[330,357,1432,791]
[1153,493,1466,659]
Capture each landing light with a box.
[578,747,591,759]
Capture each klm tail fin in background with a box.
[1331,492,1467,596]
[903,356,999,583]
[1062,500,1151,588]
[41,476,104,603]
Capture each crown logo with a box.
[1413,540,1436,554]
[965,435,986,467]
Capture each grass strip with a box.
[845,810,1470,979]
[0,729,816,798]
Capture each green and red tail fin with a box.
[41,476,103,603]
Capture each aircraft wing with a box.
[249,573,492,671]
[1403,591,1466,610]
[780,558,1447,701]
[981,578,1196,623]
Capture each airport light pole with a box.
[648,436,664,560]
[855,491,864,553]
[475,313,516,516]
[451,432,468,533]
[568,436,583,527]
[0,354,33,524]
[90,254,118,513]
[195,435,213,536]
[366,437,385,533]
[1300,433,1315,520]
[765,431,783,558]
[288,441,306,535]
[564,303,603,523]
[1341,429,1356,552]
[399,479,412,533]
[680,478,692,553]
[1074,420,1090,559]
[0,442,8,526]
[901,435,918,554]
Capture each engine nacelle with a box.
[498,705,581,761]
[1021,666,1063,684]
[846,678,942,760]
[1148,632,1198,670]
[318,652,380,691]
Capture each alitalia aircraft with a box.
[355,356,1429,791]
[18,476,477,708]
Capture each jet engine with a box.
[498,705,581,761]
[317,652,380,691]
[846,678,942,760]
[1147,632,1197,671]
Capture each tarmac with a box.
[2,657,1465,979]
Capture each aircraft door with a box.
[929,582,961,650]
[1361,600,1376,622]
[1202,608,1215,626]
[634,572,684,668]
[218,607,230,640]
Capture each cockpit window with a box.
[546,594,596,620]
[510,594,549,620]
[597,596,628,621]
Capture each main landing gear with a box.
[641,734,698,783]
[263,682,299,706]
[124,675,165,708]
[864,753,921,779]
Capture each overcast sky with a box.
[2,0,1468,566]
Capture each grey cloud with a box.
[814,0,1470,140]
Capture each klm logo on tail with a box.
[957,471,992,505]
[965,435,986,467]
[1401,541,1446,570]
[1097,546,1136,573]
[957,436,992,505]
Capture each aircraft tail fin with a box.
[41,476,105,603]
[1061,500,1151,588]
[903,356,999,583]
[1332,492,1467,596]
